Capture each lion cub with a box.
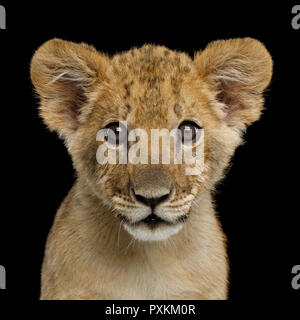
[31,38,272,300]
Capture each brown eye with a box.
[104,122,127,145]
[178,121,201,144]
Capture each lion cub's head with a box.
[31,38,272,241]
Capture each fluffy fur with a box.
[30,38,273,300]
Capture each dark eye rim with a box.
[178,120,202,144]
[104,122,127,145]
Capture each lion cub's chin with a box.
[124,222,184,242]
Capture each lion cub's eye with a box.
[104,122,127,145]
[178,121,202,144]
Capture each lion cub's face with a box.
[31,39,272,241]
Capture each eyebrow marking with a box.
[125,104,131,112]
[124,80,134,98]
[174,103,182,116]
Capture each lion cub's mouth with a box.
[117,211,189,229]
[117,210,190,241]
[141,213,169,229]
[117,212,172,229]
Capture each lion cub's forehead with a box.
[107,45,196,126]
[111,45,193,76]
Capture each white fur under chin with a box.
[124,223,183,241]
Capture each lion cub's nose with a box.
[133,191,170,210]
[132,167,172,209]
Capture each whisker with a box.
[117,220,123,249]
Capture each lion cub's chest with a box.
[93,252,200,300]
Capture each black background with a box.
[0,1,299,317]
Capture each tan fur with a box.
[30,38,272,300]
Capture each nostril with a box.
[133,191,170,209]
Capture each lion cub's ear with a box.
[194,38,273,130]
[30,39,109,139]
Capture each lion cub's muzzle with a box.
[132,187,172,228]
[114,167,193,241]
